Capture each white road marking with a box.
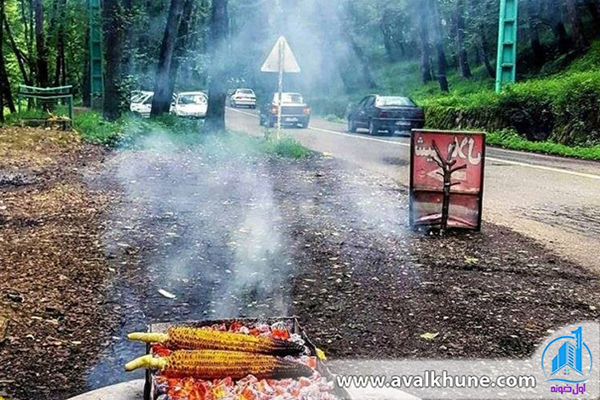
[228,108,600,180]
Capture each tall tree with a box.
[526,0,544,67]
[342,1,376,89]
[544,2,571,54]
[103,0,125,120]
[204,0,229,133]
[430,0,449,92]
[168,0,194,98]
[418,2,434,83]
[3,9,31,84]
[150,0,185,117]
[468,0,495,79]
[33,0,49,87]
[0,0,15,116]
[585,0,600,33]
[455,0,472,78]
[52,0,67,86]
[566,0,588,51]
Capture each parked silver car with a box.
[230,88,257,109]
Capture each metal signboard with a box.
[410,129,486,231]
[261,36,301,73]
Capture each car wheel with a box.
[368,120,380,136]
[348,118,357,133]
[387,128,395,136]
[300,120,309,129]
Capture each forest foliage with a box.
[0,0,599,145]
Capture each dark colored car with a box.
[347,95,425,135]
[259,92,311,129]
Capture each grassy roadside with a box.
[487,130,600,161]
[1,109,311,159]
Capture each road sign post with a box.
[277,39,284,138]
[261,36,301,140]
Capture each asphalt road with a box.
[226,107,600,272]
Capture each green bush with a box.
[422,70,600,146]
[487,129,600,160]
[263,136,311,159]
[74,111,122,145]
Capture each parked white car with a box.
[130,91,178,118]
[130,91,153,118]
[230,88,257,109]
[173,92,208,118]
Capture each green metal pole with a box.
[495,0,519,93]
[89,0,104,110]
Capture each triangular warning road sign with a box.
[261,36,301,73]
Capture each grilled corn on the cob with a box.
[124,350,313,380]
[128,327,304,356]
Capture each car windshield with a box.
[376,97,416,107]
[132,93,150,103]
[275,93,303,104]
[179,94,207,105]
[237,89,254,95]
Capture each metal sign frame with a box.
[409,129,486,232]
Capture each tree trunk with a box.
[381,22,395,63]
[418,6,433,83]
[585,0,600,33]
[344,29,377,89]
[0,0,15,113]
[204,0,229,133]
[33,0,49,87]
[121,0,133,93]
[150,0,184,117]
[54,7,66,86]
[103,0,125,121]
[380,13,400,62]
[430,0,449,92]
[168,0,194,98]
[527,0,545,67]
[566,0,587,50]
[551,18,570,54]
[479,23,496,79]
[3,9,31,84]
[455,0,472,79]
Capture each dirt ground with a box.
[0,127,118,400]
[0,128,599,400]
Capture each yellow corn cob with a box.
[124,350,313,380]
[128,327,304,356]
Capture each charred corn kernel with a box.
[128,327,304,356]
[124,350,313,380]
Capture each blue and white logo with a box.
[541,327,593,383]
